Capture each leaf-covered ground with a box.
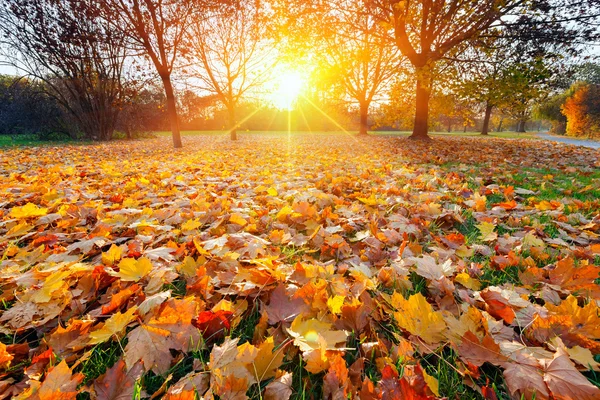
[1,134,600,400]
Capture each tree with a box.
[314,1,401,135]
[0,75,65,138]
[100,0,203,148]
[186,0,275,140]
[363,0,600,140]
[561,83,600,138]
[0,0,127,141]
[499,59,552,132]
[534,92,568,134]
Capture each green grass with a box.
[0,134,89,148]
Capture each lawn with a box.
[0,133,599,399]
[154,129,541,140]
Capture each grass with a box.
[153,129,541,140]
[3,133,598,399]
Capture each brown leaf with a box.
[93,359,144,400]
[542,347,600,400]
[457,331,508,367]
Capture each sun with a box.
[270,71,304,110]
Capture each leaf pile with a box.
[0,134,599,399]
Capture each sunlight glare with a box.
[271,71,304,110]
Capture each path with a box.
[537,132,600,150]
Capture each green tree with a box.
[363,0,600,140]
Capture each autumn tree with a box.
[313,1,401,135]
[561,83,600,138]
[185,0,275,141]
[0,0,127,141]
[99,0,207,148]
[363,0,600,140]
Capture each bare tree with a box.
[0,0,127,141]
[186,0,275,141]
[100,0,202,148]
[318,1,401,135]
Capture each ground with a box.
[0,133,599,399]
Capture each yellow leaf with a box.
[193,237,211,256]
[522,232,545,249]
[89,306,138,344]
[287,317,348,352]
[276,206,294,222]
[5,222,34,238]
[327,295,345,314]
[178,255,203,277]
[229,213,247,227]
[358,194,384,206]
[422,367,440,397]
[31,270,71,303]
[116,257,152,282]
[181,219,202,232]
[267,187,278,196]
[303,337,331,374]
[477,221,498,242]
[10,203,48,219]
[565,345,600,371]
[392,292,446,343]
[454,273,481,290]
[248,337,285,381]
[102,244,122,265]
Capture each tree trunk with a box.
[447,118,452,133]
[516,120,526,133]
[229,106,237,141]
[481,103,493,136]
[358,102,369,135]
[409,67,431,140]
[464,124,467,133]
[160,74,183,149]
[496,118,504,133]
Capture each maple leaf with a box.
[192,310,233,343]
[33,360,83,400]
[391,292,446,343]
[89,306,138,344]
[124,298,200,373]
[503,352,548,399]
[265,284,308,324]
[479,289,516,324]
[10,203,48,219]
[454,272,481,290]
[47,320,93,361]
[323,354,349,399]
[457,331,508,367]
[541,347,600,400]
[477,221,498,242]
[92,359,144,400]
[546,296,600,338]
[164,371,209,399]
[410,255,456,280]
[287,316,348,352]
[31,270,71,303]
[303,338,332,374]
[101,244,122,265]
[209,337,240,370]
[114,257,153,282]
[263,372,292,400]
[247,337,285,381]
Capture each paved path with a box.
[537,133,600,150]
